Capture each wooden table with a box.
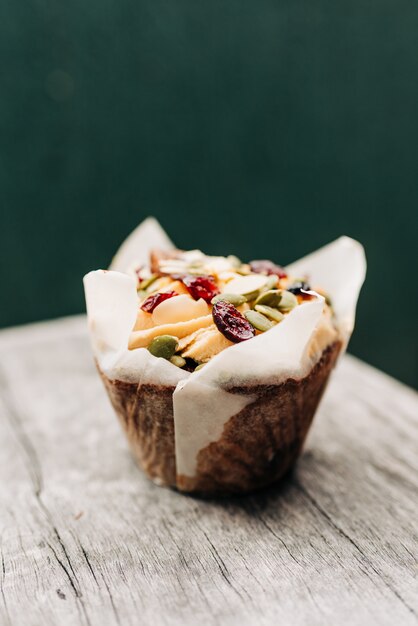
[0,316,417,626]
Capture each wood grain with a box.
[0,316,417,626]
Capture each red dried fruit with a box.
[249,260,287,279]
[212,301,255,343]
[140,291,178,313]
[182,275,220,303]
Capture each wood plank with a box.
[0,316,417,626]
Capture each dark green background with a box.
[1,1,417,387]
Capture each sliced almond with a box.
[133,309,156,331]
[152,295,210,325]
[182,327,233,362]
[177,327,210,351]
[129,315,213,350]
[160,280,190,296]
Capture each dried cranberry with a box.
[249,259,287,279]
[182,275,220,303]
[141,291,178,313]
[287,281,311,295]
[212,301,255,343]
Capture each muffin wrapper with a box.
[84,218,366,495]
[99,340,341,495]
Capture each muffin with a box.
[84,218,366,496]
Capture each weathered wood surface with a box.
[0,316,417,626]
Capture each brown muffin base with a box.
[98,340,342,496]
[98,373,177,486]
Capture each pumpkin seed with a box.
[225,274,269,303]
[138,274,158,291]
[211,293,247,306]
[245,291,261,302]
[244,310,274,332]
[170,355,187,368]
[255,289,282,308]
[254,305,285,322]
[148,335,179,359]
[265,274,279,290]
[195,363,206,371]
[278,291,298,312]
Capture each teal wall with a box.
[1,1,417,387]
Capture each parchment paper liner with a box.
[84,218,366,495]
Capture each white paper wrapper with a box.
[84,217,366,482]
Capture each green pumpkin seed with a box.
[244,290,263,302]
[265,275,279,290]
[277,291,298,312]
[254,305,285,322]
[148,335,179,360]
[325,293,332,307]
[138,274,158,291]
[255,289,283,308]
[244,310,274,332]
[137,289,147,300]
[195,363,206,371]
[224,274,269,302]
[211,293,247,306]
[170,355,187,368]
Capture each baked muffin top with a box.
[128,248,336,371]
